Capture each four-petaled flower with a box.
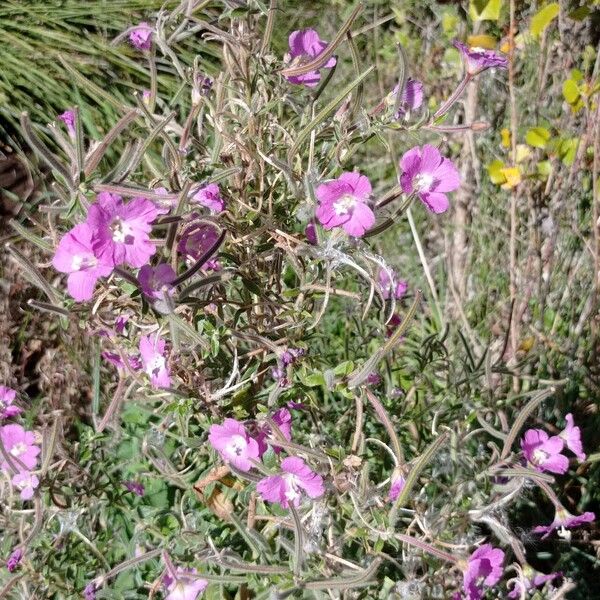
[315,172,375,237]
[462,544,504,600]
[0,386,22,420]
[87,192,158,268]
[164,567,208,600]
[12,471,39,500]
[0,424,41,472]
[560,413,586,461]
[257,456,324,509]
[191,184,225,214]
[400,145,460,214]
[129,22,153,51]
[533,506,595,539]
[378,268,408,300]
[520,429,569,474]
[454,41,508,75]
[208,418,260,472]
[139,333,171,389]
[285,29,336,87]
[52,223,114,301]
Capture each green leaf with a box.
[563,79,580,104]
[531,3,559,37]
[525,127,551,148]
[470,0,503,21]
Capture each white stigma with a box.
[532,448,548,465]
[111,217,132,243]
[227,435,247,457]
[283,473,301,502]
[147,355,165,377]
[413,173,434,192]
[71,254,96,271]
[10,442,27,457]
[333,194,357,216]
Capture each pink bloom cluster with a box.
[208,412,324,509]
[53,192,159,301]
[0,387,40,501]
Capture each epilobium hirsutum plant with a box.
[3,1,595,598]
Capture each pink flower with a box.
[164,567,208,600]
[115,315,129,334]
[285,28,336,87]
[138,263,177,312]
[129,22,153,51]
[58,110,76,137]
[533,506,595,538]
[388,468,405,502]
[560,413,586,461]
[257,456,324,509]
[139,334,171,389]
[178,222,220,264]
[399,145,460,214]
[520,429,569,474]
[11,471,39,500]
[453,41,507,75]
[305,222,318,245]
[209,418,260,472]
[123,480,145,496]
[462,544,504,600]
[282,348,305,365]
[255,408,293,456]
[0,386,22,420]
[390,78,424,118]
[6,548,23,572]
[52,223,114,301]
[0,424,41,472]
[191,184,225,214]
[315,172,375,237]
[87,192,158,268]
[378,268,408,300]
[366,371,382,386]
[508,567,561,598]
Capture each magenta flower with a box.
[560,413,586,461]
[87,192,158,268]
[129,22,153,51]
[386,313,402,338]
[12,471,39,500]
[138,263,177,312]
[164,567,208,600]
[378,268,408,300]
[315,172,375,237]
[191,184,225,214]
[533,506,595,538]
[115,314,129,334]
[508,567,561,598]
[390,78,424,118]
[388,468,406,502]
[52,223,114,301]
[399,145,460,214]
[462,544,504,600]
[454,41,508,75]
[178,222,220,264]
[139,334,171,389]
[366,371,382,386]
[255,408,293,456]
[520,429,569,474]
[282,347,305,365]
[0,424,41,472]
[0,386,22,420]
[285,28,336,87]
[209,418,260,472]
[83,582,96,600]
[58,110,76,137]
[123,480,145,496]
[6,549,23,573]
[305,222,317,245]
[257,456,324,509]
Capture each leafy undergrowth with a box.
[1,1,599,599]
